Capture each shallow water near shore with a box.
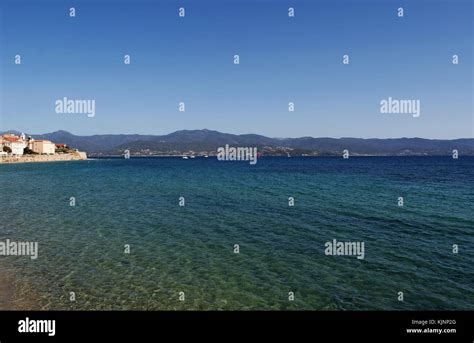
[0,156,473,310]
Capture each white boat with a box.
[190,155,196,159]
[182,156,189,159]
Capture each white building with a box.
[3,135,27,156]
[30,140,55,154]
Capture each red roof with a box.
[3,136,20,142]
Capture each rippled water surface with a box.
[0,157,473,310]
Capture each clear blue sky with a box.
[0,0,472,138]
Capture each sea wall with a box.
[0,151,87,164]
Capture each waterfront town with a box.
[0,133,87,163]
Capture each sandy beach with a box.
[0,267,42,310]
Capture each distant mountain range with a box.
[2,129,473,156]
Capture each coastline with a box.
[0,151,87,164]
[88,153,466,158]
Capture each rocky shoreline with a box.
[0,151,87,164]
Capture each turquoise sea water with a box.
[0,156,473,310]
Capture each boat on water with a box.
[182,156,189,159]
